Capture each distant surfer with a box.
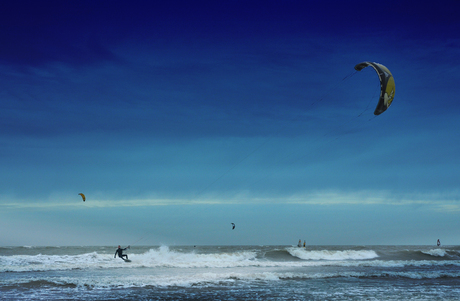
[298,239,302,247]
[114,245,130,260]
[303,240,306,248]
[437,239,441,247]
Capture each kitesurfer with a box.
[114,245,129,260]
[437,239,441,247]
[298,239,302,247]
[303,240,306,248]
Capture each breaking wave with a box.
[286,247,379,261]
[2,245,460,273]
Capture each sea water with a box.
[1,245,459,300]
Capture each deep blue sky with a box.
[1,0,460,246]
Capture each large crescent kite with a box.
[354,62,395,115]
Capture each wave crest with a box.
[287,247,379,261]
[422,249,447,257]
[136,245,258,268]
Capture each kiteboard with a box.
[123,259,131,262]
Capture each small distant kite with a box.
[78,193,86,202]
[354,61,395,115]
[231,223,235,230]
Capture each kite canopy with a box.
[354,62,395,115]
[78,193,86,202]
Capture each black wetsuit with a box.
[114,247,128,260]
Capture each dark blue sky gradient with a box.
[1,0,460,245]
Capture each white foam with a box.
[0,251,116,272]
[135,245,259,268]
[287,247,379,261]
[4,268,459,290]
[422,248,447,257]
[2,246,460,273]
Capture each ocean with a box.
[1,245,459,300]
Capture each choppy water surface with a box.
[1,245,459,300]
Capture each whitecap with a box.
[287,247,379,261]
[422,248,447,257]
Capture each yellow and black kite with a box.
[78,193,86,202]
[354,62,395,115]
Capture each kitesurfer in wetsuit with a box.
[437,239,441,247]
[114,245,129,260]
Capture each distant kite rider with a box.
[298,239,302,247]
[303,240,306,248]
[437,239,441,247]
[114,245,130,260]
